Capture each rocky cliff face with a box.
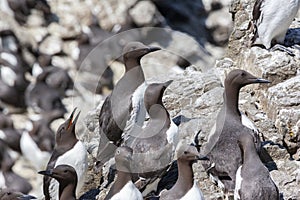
[1,0,299,199]
[211,0,300,199]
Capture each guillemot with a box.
[43,108,87,200]
[104,146,142,200]
[201,69,270,197]
[96,42,161,165]
[250,0,300,52]
[0,188,36,200]
[159,142,204,200]
[39,165,77,200]
[0,140,32,194]
[25,71,66,114]
[124,80,177,175]
[234,133,279,200]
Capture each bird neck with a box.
[115,170,132,188]
[224,85,241,117]
[106,170,132,199]
[242,141,261,166]
[173,160,194,193]
[124,58,142,72]
[59,182,77,200]
[56,133,78,148]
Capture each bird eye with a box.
[64,170,67,173]
[184,151,188,154]
[241,72,246,76]
[116,150,120,154]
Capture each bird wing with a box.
[251,0,265,43]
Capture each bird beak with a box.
[67,108,80,130]
[197,154,209,161]
[163,80,173,87]
[254,78,271,84]
[148,46,161,52]
[38,169,53,177]
[17,195,37,200]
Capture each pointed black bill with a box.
[254,78,271,84]
[148,46,161,52]
[18,195,37,200]
[38,169,53,177]
[197,154,209,161]
[164,80,173,87]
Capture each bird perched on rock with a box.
[32,66,74,97]
[234,133,279,200]
[250,0,300,51]
[124,80,177,175]
[96,42,161,166]
[121,80,178,194]
[201,69,270,198]
[0,188,36,200]
[25,71,66,114]
[0,37,30,109]
[43,108,87,200]
[0,140,32,194]
[0,113,22,153]
[104,146,143,200]
[159,142,205,200]
[39,165,77,200]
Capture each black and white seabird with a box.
[0,141,32,194]
[20,110,64,171]
[0,188,36,200]
[124,80,177,174]
[39,165,77,200]
[96,42,161,165]
[43,108,87,200]
[25,71,66,114]
[0,49,29,109]
[234,133,279,200]
[0,113,22,153]
[251,0,300,50]
[31,66,74,97]
[121,80,178,194]
[104,146,142,200]
[159,142,204,200]
[201,69,270,197]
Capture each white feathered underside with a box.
[110,181,143,200]
[122,82,147,141]
[240,112,258,135]
[234,166,243,200]
[166,119,179,149]
[0,52,18,66]
[49,141,88,200]
[0,171,6,188]
[254,0,300,48]
[0,66,17,87]
[20,131,51,171]
[180,181,204,200]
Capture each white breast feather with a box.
[0,52,18,66]
[110,181,143,200]
[0,130,7,140]
[0,66,17,87]
[123,82,147,139]
[255,0,300,48]
[240,112,258,134]
[234,166,243,200]
[50,141,87,200]
[180,181,204,200]
[0,171,6,188]
[166,119,179,147]
[20,131,51,171]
